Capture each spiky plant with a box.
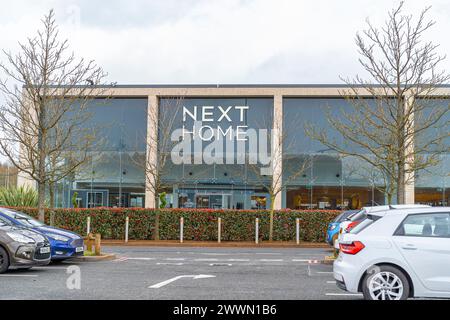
[0,186,39,207]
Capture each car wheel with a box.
[362,265,410,300]
[0,246,10,274]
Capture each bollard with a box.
[255,218,259,244]
[86,216,91,235]
[94,233,101,256]
[125,216,129,243]
[296,218,300,245]
[85,233,94,252]
[218,218,222,243]
[180,217,184,243]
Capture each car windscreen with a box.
[0,209,45,227]
[0,216,11,227]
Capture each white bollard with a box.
[296,218,300,245]
[125,216,129,243]
[86,216,91,235]
[180,217,184,243]
[218,218,222,243]
[255,218,259,244]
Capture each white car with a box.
[333,206,450,300]
[333,205,430,250]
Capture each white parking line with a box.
[33,266,69,270]
[292,259,310,262]
[156,262,184,266]
[227,259,250,262]
[127,257,155,261]
[258,259,284,262]
[255,253,282,255]
[113,257,129,262]
[316,271,334,274]
[326,293,363,296]
[0,274,38,277]
[165,258,186,261]
[195,258,219,262]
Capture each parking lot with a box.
[0,246,362,300]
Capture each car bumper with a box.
[50,239,84,260]
[333,253,364,293]
[10,244,51,267]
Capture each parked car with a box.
[0,215,51,273]
[326,210,360,245]
[334,206,450,300]
[333,205,431,250]
[0,208,84,261]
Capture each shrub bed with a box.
[11,207,340,242]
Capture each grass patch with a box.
[84,250,96,257]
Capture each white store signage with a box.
[181,105,250,141]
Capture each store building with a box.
[17,85,450,209]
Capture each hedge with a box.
[10,207,340,242]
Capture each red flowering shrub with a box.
[11,207,340,242]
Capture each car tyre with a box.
[0,246,10,274]
[362,265,410,300]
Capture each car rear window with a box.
[350,214,380,234]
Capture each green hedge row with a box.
[11,207,340,242]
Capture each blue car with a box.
[326,210,359,246]
[0,208,84,260]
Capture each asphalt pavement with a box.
[0,246,361,300]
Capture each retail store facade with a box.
[17,85,450,210]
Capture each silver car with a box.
[0,215,51,273]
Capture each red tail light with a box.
[345,221,360,232]
[339,241,365,255]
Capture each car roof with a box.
[384,206,450,216]
[362,204,431,215]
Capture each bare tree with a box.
[0,10,107,220]
[133,96,183,240]
[306,2,450,204]
[248,115,311,241]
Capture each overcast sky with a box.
[1,0,450,86]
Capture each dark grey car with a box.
[0,216,51,273]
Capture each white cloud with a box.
[1,0,449,85]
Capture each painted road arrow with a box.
[149,274,216,289]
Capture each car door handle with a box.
[401,244,417,250]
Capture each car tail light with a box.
[339,241,365,255]
[345,221,360,232]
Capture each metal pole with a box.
[255,218,259,244]
[218,218,221,243]
[87,216,91,235]
[125,216,129,243]
[180,217,184,243]
[296,218,300,245]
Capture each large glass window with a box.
[282,98,385,210]
[54,98,148,208]
[159,97,273,209]
[415,98,450,206]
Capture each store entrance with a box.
[176,187,268,210]
[195,193,232,209]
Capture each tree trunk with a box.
[37,181,46,222]
[49,182,55,209]
[48,182,55,226]
[154,194,160,241]
[269,194,275,242]
[397,163,406,205]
